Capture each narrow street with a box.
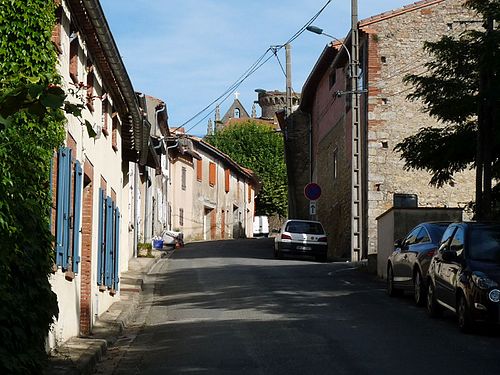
[96,239,500,375]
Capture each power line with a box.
[175,0,333,133]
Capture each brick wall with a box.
[79,157,94,336]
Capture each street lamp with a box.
[306,25,352,71]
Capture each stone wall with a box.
[316,114,352,259]
[363,0,477,255]
[283,109,311,219]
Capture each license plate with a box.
[297,245,311,251]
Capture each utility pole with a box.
[285,43,293,115]
[476,16,496,220]
[350,0,363,261]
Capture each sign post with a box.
[304,183,321,219]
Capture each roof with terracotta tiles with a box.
[360,0,447,27]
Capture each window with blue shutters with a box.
[54,147,82,278]
[96,188,121,294]
[97,188,106,289]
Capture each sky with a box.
[100,0,412,136]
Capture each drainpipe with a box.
[133,163,139,257]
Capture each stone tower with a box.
[256,90,300,120]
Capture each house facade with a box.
[48,0,156,348]
[281,0,477,260]
[169,134,259,241]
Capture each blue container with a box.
[153,239,164,249]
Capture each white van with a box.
[253,216,269,237]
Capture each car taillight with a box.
[281,233,292,240]
[317,236,327,243]
[426,249,436,257]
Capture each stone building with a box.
[280,0,478,260]
[169,134,259,241]
[208,91,300,134]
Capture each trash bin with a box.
[153,239,164,249]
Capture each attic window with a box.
[234,108,240,118]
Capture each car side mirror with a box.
[394,238,403,248]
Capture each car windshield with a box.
[286,221,324,234]
[469,225,500,263]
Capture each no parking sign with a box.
[304,183,321,201]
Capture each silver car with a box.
[274,219,328,262]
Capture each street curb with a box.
[46,251,166,374]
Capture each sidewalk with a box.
[47,248,171,375]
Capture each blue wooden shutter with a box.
[113,208,120,291]
[97,188,106,285]
[56,147,71,268]
[105,197,114,287]
[72,161,83,273]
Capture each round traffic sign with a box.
[304,182,321,200]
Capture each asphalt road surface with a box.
[96,238,500,375]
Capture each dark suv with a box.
[426,222,500,332]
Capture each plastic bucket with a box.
[153,239,164,249]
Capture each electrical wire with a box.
[175,0,333,133]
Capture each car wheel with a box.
[457,293,473,333]
[413,269,426,306]
[387,265,403,297]
[426,282,442,318]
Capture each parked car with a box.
[274,219,328,262]
[426,222,500,332]
[387,222,450,305]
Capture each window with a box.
[196,159,202,182]
[112,112,119,152]
[86,60,94,111]
[69,28,79,83]
[54,147,82,278]
[96,188,120,293]
[450,227,465,254]
[179,208,184,227]
[234,108,240,118]
[224,168,230,193]
[181,167,187,190]
[415,227,431,244]
[209,162,216,187]
[102,97,109,136]
[440,225,457,246]
[405,227,421,246]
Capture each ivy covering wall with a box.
[0,1,65,373]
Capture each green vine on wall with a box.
[0,1,66,373]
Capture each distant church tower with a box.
[207,118,213,135]
[221,92,250,125]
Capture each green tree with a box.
[206,120,288,216]
[0,1,65,373]
[394,0,500,218]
